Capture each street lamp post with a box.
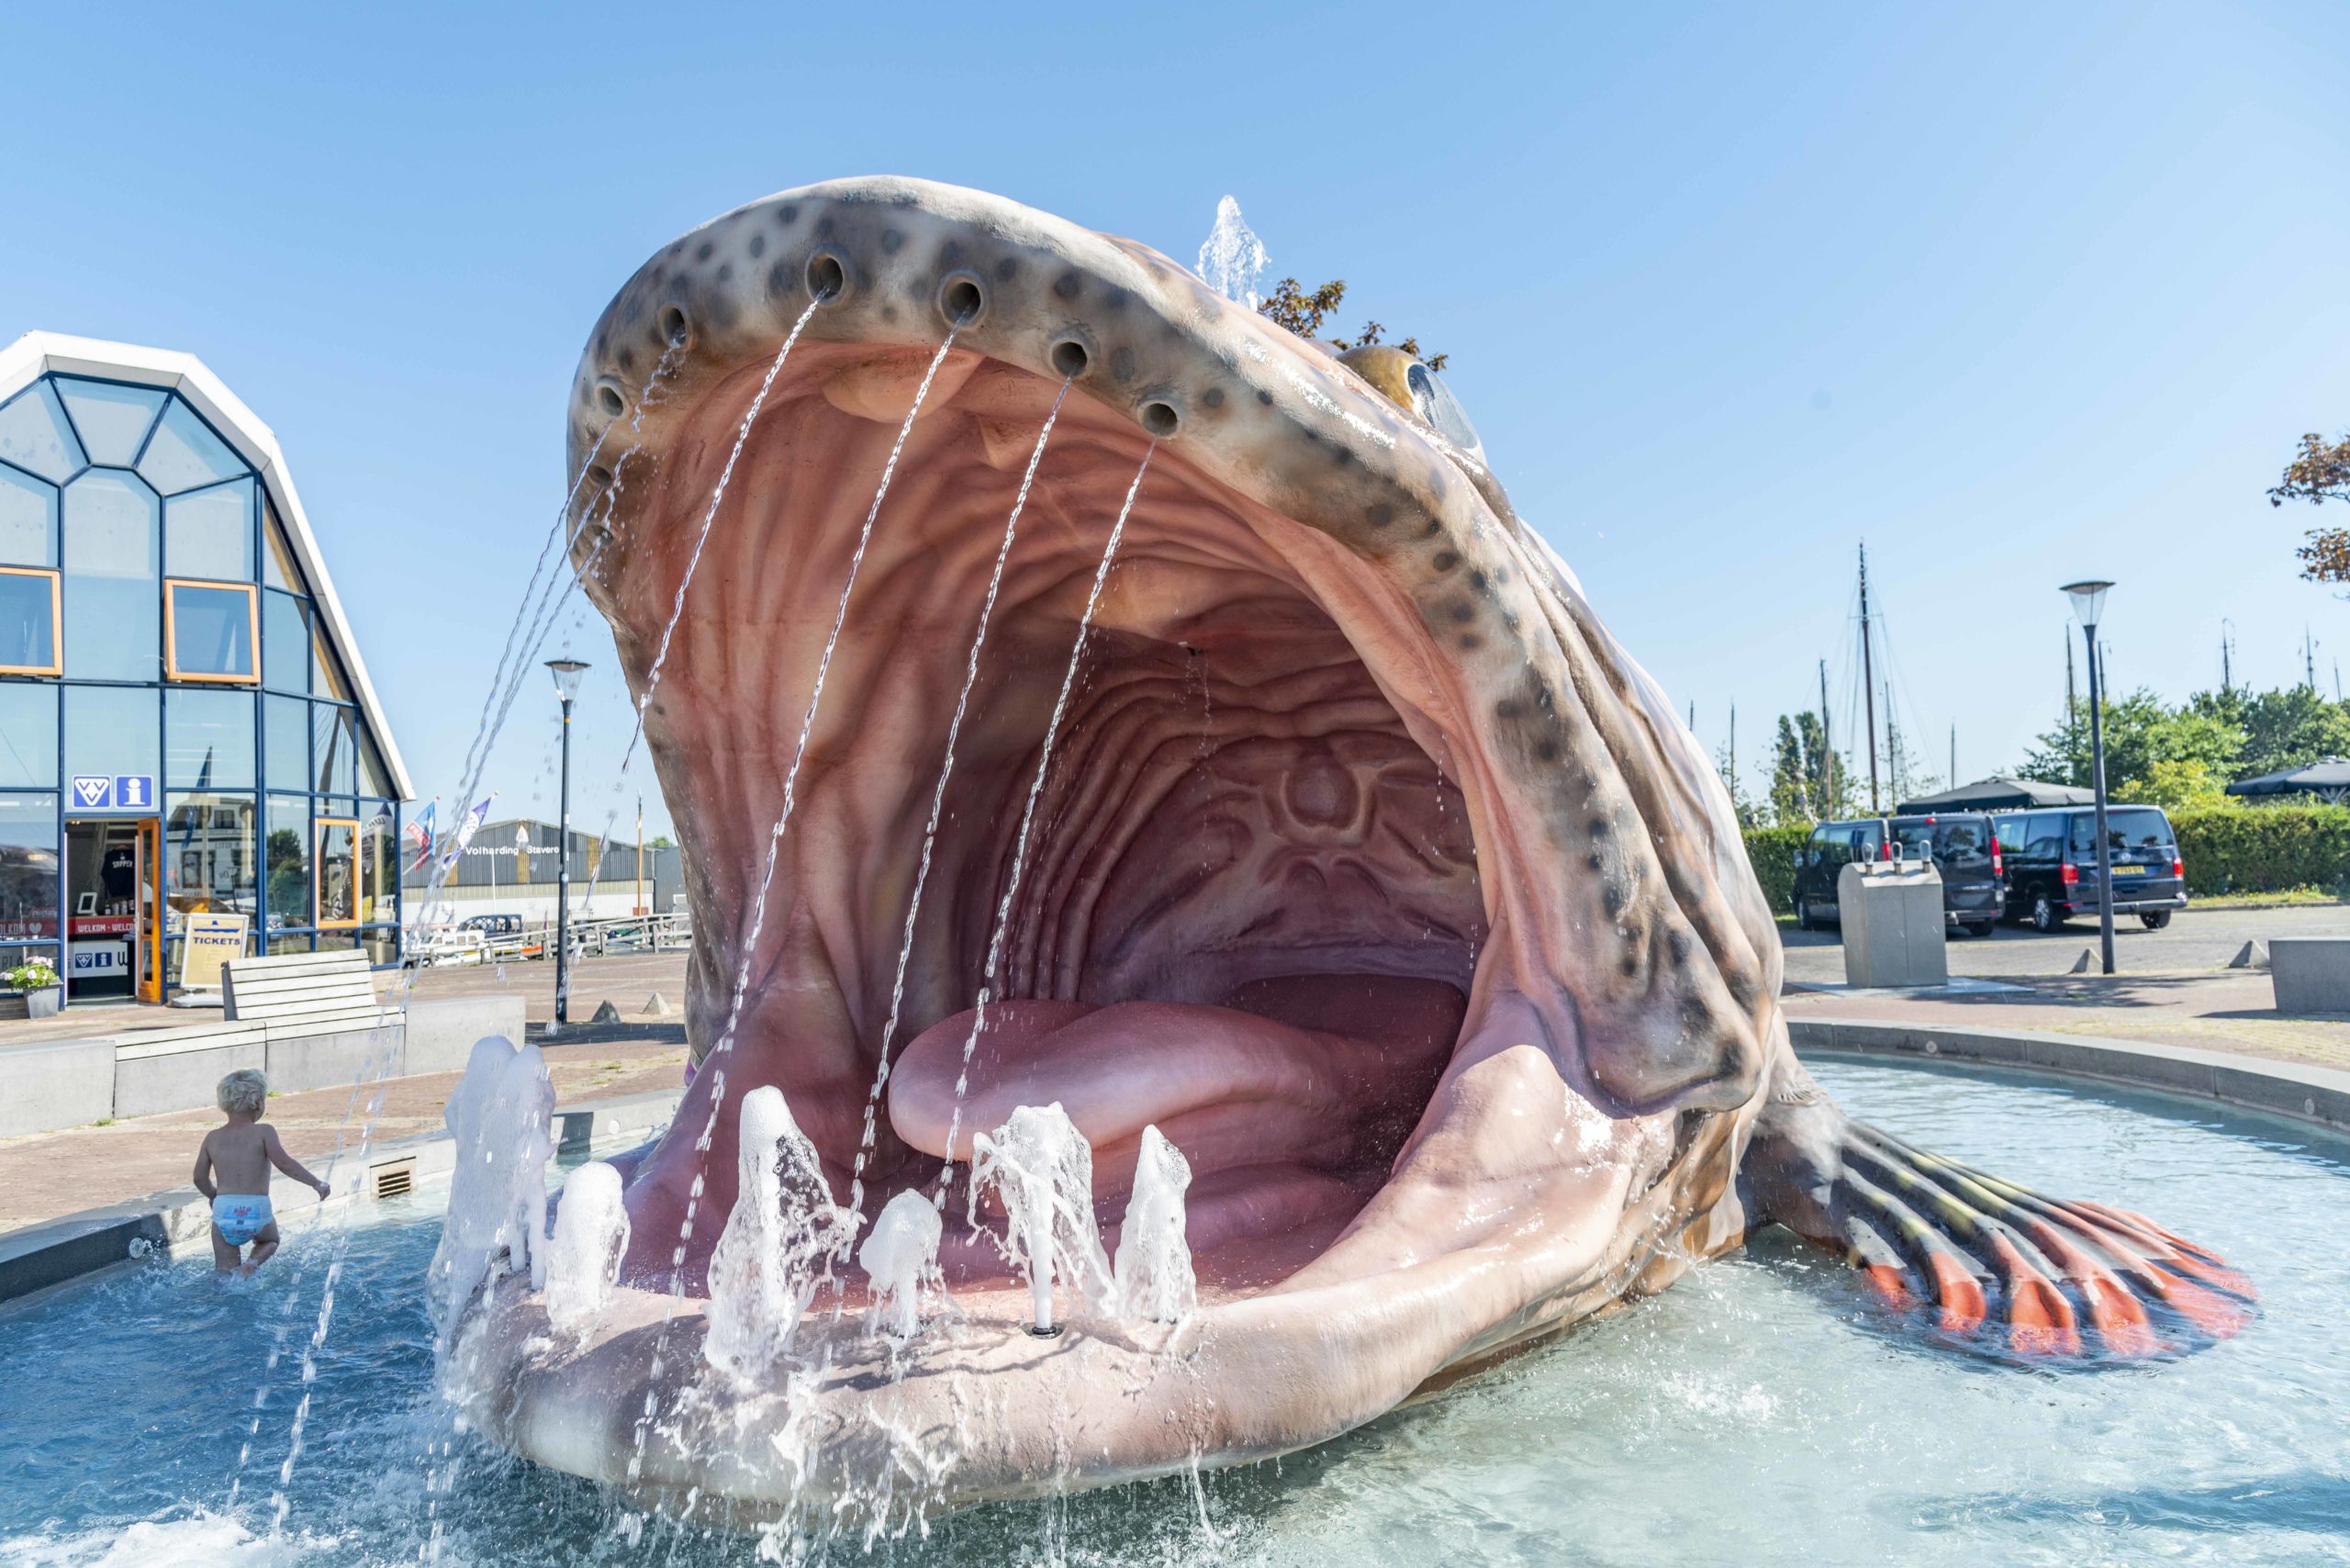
[546,657,588,1030]
[2062,581,2116,976]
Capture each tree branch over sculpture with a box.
[2271,431,2350,591]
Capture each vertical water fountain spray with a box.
[425,1036,556,1343]
[969,1103,1113,1336]
[858,1190,947,1341]
[845,374,1076,1224]
[1113,1126,1197,1324]
[543,1161,632,1336]
[934,445,1157,1197]
[705,1086,853,1383]
[627,326,964,1480]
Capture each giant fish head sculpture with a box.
[458,177,2254,1519]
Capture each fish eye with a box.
[1407,362,1485,464]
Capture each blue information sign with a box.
[68,776,155,812]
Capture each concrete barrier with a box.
[1788,1016,2350,1135]
[264,1022,400,1095]
[0,1036,117,1137]
[113,1031,266,1119]
[403,993,528,1076]
[2267,936,2350,1014]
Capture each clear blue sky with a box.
[6,3,2345,831]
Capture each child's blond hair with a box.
[217,1069,268,1115]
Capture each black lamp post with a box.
[546,657,588,1029]
[2061,581,2115,976]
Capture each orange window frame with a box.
[0,566,63,677]
[162,577,261,685]
[314,816,361,929]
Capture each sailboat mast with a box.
[1859,543,1880,814]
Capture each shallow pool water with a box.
[5,1058,2349,1566]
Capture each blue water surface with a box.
[3,1057,2347,1566]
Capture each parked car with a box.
[1990,805,2187,932]
[1791,812,2004,936]
[459,913,524,935]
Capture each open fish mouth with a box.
[459,175,1790,1516]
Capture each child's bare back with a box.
[195,1070,328,1276]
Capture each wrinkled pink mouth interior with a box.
[615,347,1495,1296]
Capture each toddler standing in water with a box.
[194,1070,329,1275]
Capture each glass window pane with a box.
[359,731,391,798]
[312,615,349,700]
[166,689,256,790]
[0,793,61,944]
[263,694,308,794]
[360,804,395,925]
[0,568,59,675]
[164,792,257,933]
[62,471,159,682]
[312,702,357,794]
[0,383,84,482]
[166,581,257,682]
[63,685,160,788]
[137,398,245,496]
[266,794,309,934]
[267,932,311,956]
[0,684,58,786]
[316,816,358,927]
[360,927,398,965]
[263,589,308,692]
[164,479,254,579]
[0,466,57,566]
[261,499,303,593]
[55,379,166,467]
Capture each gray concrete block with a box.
[2268,937,2350,1013]
[1837,862,1949,988]
[403,994,526,1077]
[115,1038,263,1119]
[0,1036,117,1137]
[264,1024,402,1096]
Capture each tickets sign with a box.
[179,913,249,991]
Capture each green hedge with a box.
[1740,823,1812,914]
[2172,805,2350,896]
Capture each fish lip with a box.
[500,174,1781,1511]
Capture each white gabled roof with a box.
[0,330,416,801]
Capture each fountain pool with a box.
[5,1057,2347,1566]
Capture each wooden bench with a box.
[222,950,400,1040]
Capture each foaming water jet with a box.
[969,1103,1113,1336]
[704,1087,851,1383]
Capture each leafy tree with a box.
[1258,278,1449,369]
[2194,685,2350,778]
[2268,431,2350,590]
[1766,712,1847,823]
[2125,758,2229,812]
[2021,689,2244,793]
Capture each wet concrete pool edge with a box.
[1790,1017,2350,1137]
[0,1089,680,1307]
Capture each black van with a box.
[1990,805,2187,932]
[1792,813,2004,936]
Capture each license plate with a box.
[2110,865,2146,876]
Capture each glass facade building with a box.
[0,334,411,1004]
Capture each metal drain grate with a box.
[371,1160,415,1200]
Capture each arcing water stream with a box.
[934,444,1157,1201]
[625,327,966,1483]
[845,374,1076,1224]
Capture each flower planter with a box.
[26,985,62,1020]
